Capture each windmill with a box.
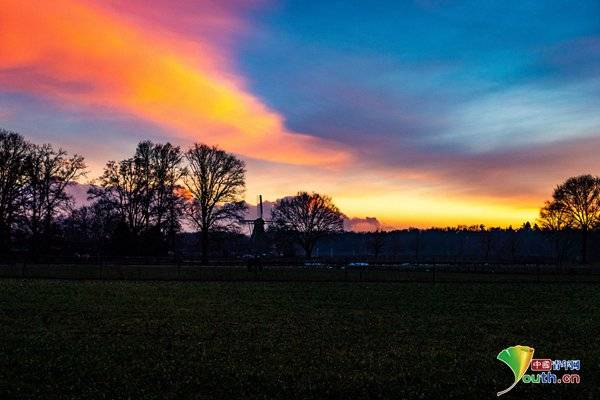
[242,195,271,252]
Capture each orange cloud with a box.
[0,0,350,165]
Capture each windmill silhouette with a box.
[242,195,271,253]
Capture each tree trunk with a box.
[303,240,314,259]
[201,227,209,265]
[581,228,588,264]
[0,224,8,256]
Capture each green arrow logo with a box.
[496,345,534,396]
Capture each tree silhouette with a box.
[22,143,86,256]
[479,225,493,262]
[539,200,571,231]
[89,141,185,253]
[147,142,186,246]
[60,200,120,256]
[368,229,386,259]
[184,144,247,264]
[271,192,345,258]
[0,130,29,254]
[538,201,574,266]
[540,175,600,264]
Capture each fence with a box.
[0,262,598,283]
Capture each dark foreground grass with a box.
[0,280,598,399]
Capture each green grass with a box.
[1,280,598,399]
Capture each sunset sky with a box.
[1,0,599,228]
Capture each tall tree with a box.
[0,129,29,253]
[22,143,86,256]
[271,192,345,258]
[538,200,571,231]
[538,200,575,266]
[541,175,600,263]
[150,142,186,244]
[90,141,185,252]
[90,158,147,236]
[184,144,246,264]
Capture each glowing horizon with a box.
[1,0,599,229]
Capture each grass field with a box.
[1,279,598,399]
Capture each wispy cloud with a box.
[440,81,600,152]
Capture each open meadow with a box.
[1,279,598,399]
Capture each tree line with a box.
[2,128,599,264]
[315,224,600,265]
[0,130,85,258]
[0,129,344,263]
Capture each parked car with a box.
[348,262,369,267]
[304,262,324,268]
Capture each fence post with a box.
[432,266,436,283]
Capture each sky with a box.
[1,0,599,228]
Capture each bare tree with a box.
[538,200,571,231]
[90,141,185,250]
[146,142,186,250]
[271,192,345,258]
[184,144,247,264]
[90,158,148,236]
[0,129,29,253]
[541,175,600,264]
[151,142,186,231]
[538,200,575,266]
[22,143,86,256]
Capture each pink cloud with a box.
[0,0,350,166]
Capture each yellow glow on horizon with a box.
[334,192,540,228]
[241,163,542,228]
